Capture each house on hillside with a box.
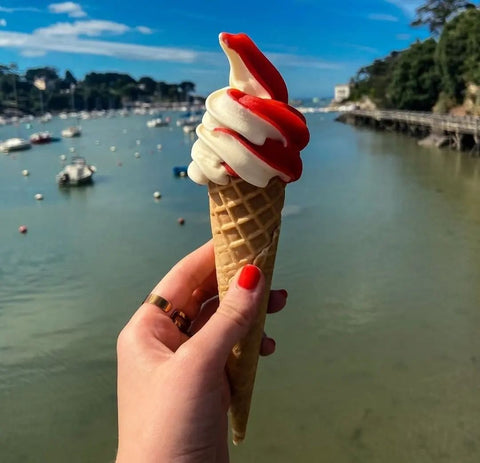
[334,84,351,102]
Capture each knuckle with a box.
[217,297,254,329]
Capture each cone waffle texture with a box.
[207,176,285,444]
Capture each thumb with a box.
[188,265,265,370]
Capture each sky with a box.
[0,0,430,99]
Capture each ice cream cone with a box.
[208,175,285,444]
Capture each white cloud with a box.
[0,6,41,13]
[0,19,6,27]
[368,13,399,22]
[269,53,342,70]
[21,49,47,57]
[0,29,341,72]
[35,20,130,37]
[48,2,87,18]
[136,26,153,35]
[385,0,420,17]
[0,30,203,63]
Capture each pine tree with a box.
[411,0,477,35]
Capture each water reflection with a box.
[2,114,480,462]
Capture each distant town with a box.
[0,65,203,119]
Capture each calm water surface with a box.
[1,113,480,462]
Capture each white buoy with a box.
[136,139,141,145]
[153,191,161,199]
[60,154,67,161]
[157,144,163,151]
[110,146,116,152]
[134,152,140,158]
[34,193,43,200]
[69,147,76,153]
[22,169,29,176]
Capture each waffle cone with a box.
[208,176,285,444]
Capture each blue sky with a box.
[0,0,430,98]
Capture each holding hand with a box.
[116,240,287,463]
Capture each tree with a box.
[411,0,477,35]
[179,81,195,101]
[349,52,400,107]
[138,76,156,95]
[388,39,441,110]
[436,7,480,101]
[64,70,77,86]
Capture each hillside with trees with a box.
[0,65,197,116]
[349,1,480,114]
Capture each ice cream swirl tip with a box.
[188,32,309,188]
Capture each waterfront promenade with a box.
[340,109,480,153]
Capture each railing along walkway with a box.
[349,110,480,135]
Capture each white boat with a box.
[146,117,170,128]
[176,111,203,127]
[39,112,52,123]
[61,126,82,138]
[30,131,52,144]
[0,137,31,153]
[182,123,198,134]
[56,156,95,186]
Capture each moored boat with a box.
[176,111,203,127]
[61,126,82,138]
[30,131,52,144]
[146,117,170,128]
[56,156,95,186]
[0,137,31,153]
[182,123,197,134]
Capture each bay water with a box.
[1,112,480,462]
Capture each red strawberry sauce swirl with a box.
[188,32,309,188]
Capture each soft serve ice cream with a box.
[188,32,309,444]
[188,32,309,187]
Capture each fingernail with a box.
[279,289,288,298]
[238,265,261,290]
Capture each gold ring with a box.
[143,293,191,335]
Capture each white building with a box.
[334,84,351,102]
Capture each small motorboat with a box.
[176,111,203,127]
[146,117,170,128]
[182,123,198,134]
[56,156,95,186]
[61,126,82,138]
[30,131,52,144]
[0,137,31,153]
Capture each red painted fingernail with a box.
[238,265,261,290]
[279,289,288,298]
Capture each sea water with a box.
[1,113,480,462]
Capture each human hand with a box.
[116,240,287,463]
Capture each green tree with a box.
[388,38,441,110]
[138,76,156,95]
[349,52,400,107]
[179,81,196,101]
[436,7,480,101]
[411,0,477,35]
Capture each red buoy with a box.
[177,218,185,226]
[18,225,27,234]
